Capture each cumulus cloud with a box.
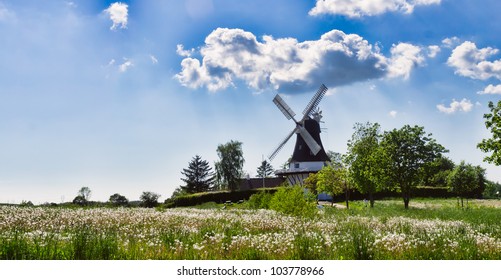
[427,45,440,58]
[309,0,441,18]
[389,110,398,118]
[387,43,425,79]
[175,28,427,92]
[104,2,128,30]
[447,41,501,80]
[437,98,473,114]
[478,84,501,95]
[176,44,195,57]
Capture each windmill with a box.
[269,84,331,186]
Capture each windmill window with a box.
[298,145,302,150]
[294,163,300,168]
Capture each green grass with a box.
[0,199,499,260]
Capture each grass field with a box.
[1,198,500,260]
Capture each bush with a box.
[269,186,318,218]
[247,191,273,209]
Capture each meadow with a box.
[1,199,500,260]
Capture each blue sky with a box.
[1,0,500,204]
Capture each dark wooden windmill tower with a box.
[268,84,331,186]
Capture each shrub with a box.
[269,186,318,218]
[247,191,273,209]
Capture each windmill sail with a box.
[273,94,296,121]
[268,128,297,160]
[296,125,321,155]
[302,84,327,120]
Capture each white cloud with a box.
[309,0,441,18]
[150,55,158,64]
[176,44,195,57]
[175,28,426,92]
[478,84,501,95]
[437,98,473,114]
[442,36,460,49]
[387,43,425,79]
[118,59,133,72]
[104,2,128,30]
[447,41,501,80]
[427,45,440,58]
[389,110,398,118]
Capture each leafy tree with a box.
[215,140,245,191]
[109,193,129,207]
[316,165,352,209]
[478,100,501,165]
[78,186,91,201]
[483,180,501,198]
[345,122,383,207]
[447,161,479,208]
[380,125,447,209]
[304,172,319,200]
[180,155,215,194]
[420,156,455,187]
[72,195,86,206]
[140,191,160,208]
[73,186,92,206]
[256,160,274,178]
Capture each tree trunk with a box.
[369,191,375,208]
[344,183,350,210]
[461,197,464,209]
[404,197,410,209]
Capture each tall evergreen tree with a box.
[180,155,215,194]
[256,160,274,178]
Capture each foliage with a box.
[316,165,351,208]
[140,191,160,208]
[380,125,448,209]
[303,172,319,197]
[108,193,129,207]
[165,188,280,208]
[483,180,501,199]
[269,186,318,218]
[256,160,274,178]
[345,122,383,207]
[72,195,87,206]
[477,100,501,165]
[447,161,485,208]
[78,187,92,201]
[326,150,343,168]
[215,140,245,191]
[180,155,215,194]
[420,156,455,188]
[247,191,273,209]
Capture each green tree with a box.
[73,186,92,206]
[380,125,447,209]
[447,161,479,208]
[140,191,160,208]
[316,165,352,209]
[420,156,455,187]
[478,100,501,165]
[180,155,215,194]
[345,122,383,207]
[215,140,245,191]
[256,160,274,178]
[109,193,129,207]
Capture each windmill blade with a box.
[268,128,297,161]
[297,125,321,155]
[302,84,328,120]
[273,94,296,120]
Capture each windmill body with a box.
[269,84,331,186]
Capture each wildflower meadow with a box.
[1,199,500,260]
